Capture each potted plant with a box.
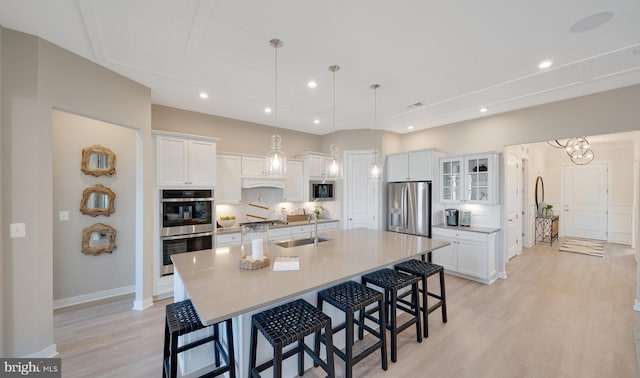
[313,205,325,218]
[543,204,554,218]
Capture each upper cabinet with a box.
[284,160,304,201]
[386,149,440,182]
[216,154,242,204]
[440,153,499,204]
[241,155,267,177]
[155,132,217,187]
[305,152,329,178]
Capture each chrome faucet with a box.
[308,213,318,246]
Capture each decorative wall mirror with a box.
[80,184,116,217]
[82,223,117,255]
[535,176,545,209]
[81,145,116,177]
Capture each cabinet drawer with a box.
[432,228,458,239]
[268,228,291,243]
[456,230,488,243]
[290,225,312,234]
[317,222,338,232]
[216,232,241,246]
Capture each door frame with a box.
[560,161,611,240]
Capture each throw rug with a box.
[558,238,604,257]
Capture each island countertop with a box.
[172,228,449,325]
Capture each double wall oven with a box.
[160,189,214,275]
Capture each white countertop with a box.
[433,223,500,234]
[172,228,449,325]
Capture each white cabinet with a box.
[216,154,242,204]
[268,228,291,243]
[284,160,304,201]
[386,149,439,182]
[307,153,329,178]
[155,133,217,187]
[317,221,338,233]
[440,153,499,204]
[216,232,241,247]
[242,155,267,177]
[290,224,312,240]
[432,228,497,284]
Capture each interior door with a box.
[345,151,378,229]
[506,152,522,259]
[563,162,608,240]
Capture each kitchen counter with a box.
[173,227,447,325]
[433,223,500,234]
[216,218,339,235]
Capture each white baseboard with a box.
[498,272,507,279]
[26,344,58,358]
[634,299,640,312]
[132,297,154,311]
[53,285,134,310]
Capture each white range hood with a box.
[241,177,285,189]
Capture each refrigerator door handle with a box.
[403,186,408,230]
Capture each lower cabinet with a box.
[216,232,242,247]
[432,228,497,284]
[215,221,339,247]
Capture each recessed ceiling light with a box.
[408,125,414,130]
[199,92,208,99]
[264,107,272,113]
[314,119,320,124]
[480,108,488,113]
[308,81,317,88]
[538,60,553,69]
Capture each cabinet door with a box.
[216,232,241,247]
[156,135,189,186]
[440,157,463,202]
[386,153,408,182]
[408,150,432,181]
[242,156,267,177]
[188,139,216,187]
[465,155,490,203]
[216,155,242,203]
[457,238,487,278]
[308,154,327,177]
[431,237,458,272]
[284,160,304,201]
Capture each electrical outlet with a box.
[10,223,26,238]
[59,211,69,221]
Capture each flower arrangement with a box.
[313,205,325,218]
[543,204,554,218]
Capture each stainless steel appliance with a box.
[309,180,335,201]
[445,209,459,226]
[387,181,432,237]
[160,189,214,275]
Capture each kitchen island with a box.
[172,228,449,377]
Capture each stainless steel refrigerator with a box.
[388,181,432,237]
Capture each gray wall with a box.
[52,110,137,302]
[1,28,152,357]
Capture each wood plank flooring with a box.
[54,239,640,377]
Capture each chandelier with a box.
[546,137,594,165]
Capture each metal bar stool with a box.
[249,298,335,378]
[361,268,422,363]
[163,299,235,378]
[395,259,447,338]
[315,281,387,378]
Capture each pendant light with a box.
[326,65,342,179]
[369,84,382,180]
[266,38,287,176]
[546,136,594,165]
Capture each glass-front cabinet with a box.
[440,153,499,204]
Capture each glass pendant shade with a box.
[369,84,382,180]
[369,150,382,180]
[326,143,342,178]
[266,134,286,176]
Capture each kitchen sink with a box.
[275,237,330,248]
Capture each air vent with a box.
[406,102,424,109]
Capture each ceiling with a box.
[1,1,639,135]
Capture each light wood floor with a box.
[55,239,640,377]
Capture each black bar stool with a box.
[361,268,422,363]
[163,299,235,378]
[395,259,447,338]
[249,298,335,378]
[315,281,387,378]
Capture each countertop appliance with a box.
[309,180,335,201]
[445,209,459,226]
[388,181,432,237]
[459,209,472,227]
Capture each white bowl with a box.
[219,219,236,228]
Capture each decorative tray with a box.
[239,255,270,270]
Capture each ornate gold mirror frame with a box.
[81,145,116,177]
[82,223,117,255]
[80,184,116,217]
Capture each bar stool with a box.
[361,268,422,363]
[163,299,235,378]
[249,298,335,378]
[395,259,447,338]
[315,281,387,378]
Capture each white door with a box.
[506,152,522,259]
[345,151,378,229]
[563,162,608,240]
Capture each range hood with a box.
[241,177,285,189]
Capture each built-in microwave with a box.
[310,180,335,201]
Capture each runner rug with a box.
[558,238,604,257]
